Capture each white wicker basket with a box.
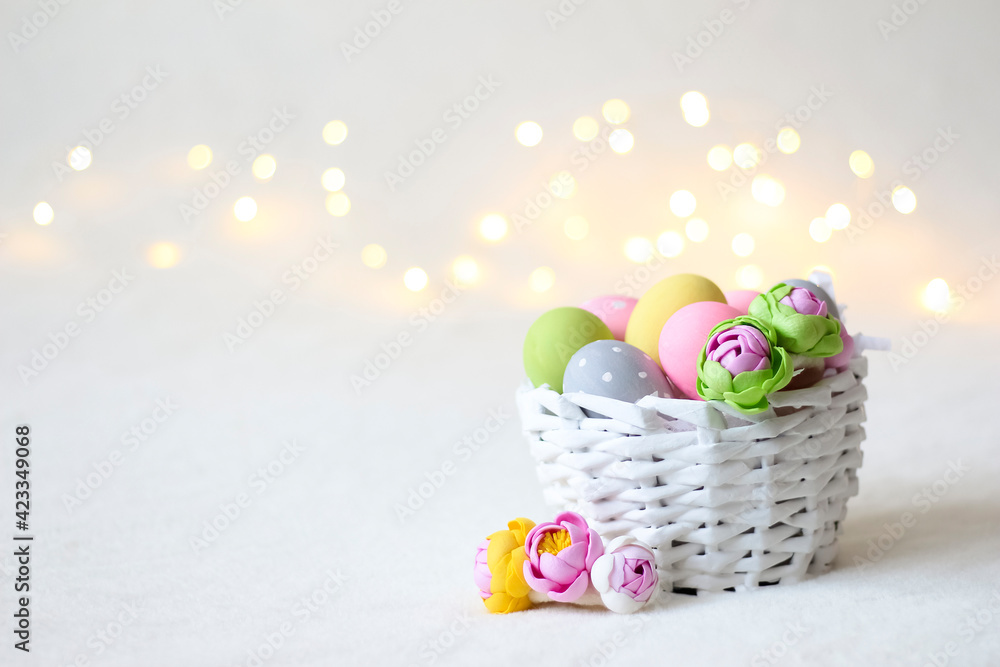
[516,352,869,594]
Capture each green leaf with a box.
[732,369,769,393]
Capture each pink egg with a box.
[658,301,741,400]
[579,295,637,341]
[724,290,761,315]
[824,323,855,370]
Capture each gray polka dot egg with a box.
[562,340,673,410]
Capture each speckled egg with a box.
[658,301,741,399]
[563,340,673,408]
[523,307,614,393]
[625,274,726,365]
[724,290,761,316]
[776,279,840,320]
[579,295,637,341]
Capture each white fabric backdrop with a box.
[2,1,999,665]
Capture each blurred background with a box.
[2,1,999,665]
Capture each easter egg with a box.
[777,279,840,320]
[563,340,673,411]
[523,307,614,393]
[625,274,726,364]
[724,290,761,316]
[579,295,637,341]
[658,301,741,399]
[824,322,855,370]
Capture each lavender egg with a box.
[563,340,673,413]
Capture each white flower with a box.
[590,536,659,614]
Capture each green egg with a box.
[523,307,614,393]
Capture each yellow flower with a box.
[483,518,535,614]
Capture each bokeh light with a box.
[826,203,851,230]
[325,192,351,216]
[922,278,951,312]
[685,218,709,242]
[624,237,654,263]
[733,143,762,169]
[147,242,180,269]
[404,267,428,291]
[234,197,257,222]
[751,175,785,206]
[892,186,917,214]
[550,171,576,199]
[33,202,54,226]
[602,99,630,125]
[479,214,509,242]
[731,233,755,257]
[515,121,543,147]
[529,267,556,292]
[323,120,348,145]
[849,150,874,178]
[187,145,212,170]
[361,244,387,269]
[68,146,92,171]
[609,129,634,154]
[809,217,832,242]
[680,91,709,127]
[564,215,589,241]
[452,256,480,285]
[322,168,346,192]
[252,154,276,180]
[707,145,733,171]
[573,116,599,141]
[669,190,696,217]
[656,231,684,258]
[776,128,801,154]
[736,265,764,289]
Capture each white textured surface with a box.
[2,1,1000,665]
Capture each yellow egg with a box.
[624,274,726,364]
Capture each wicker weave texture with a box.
[517,355,869,594]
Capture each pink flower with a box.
[706,324,772,375]
[779,287,828,317]
[523,512,604,603]
[590,536,659,614]
[473,539,492,599]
